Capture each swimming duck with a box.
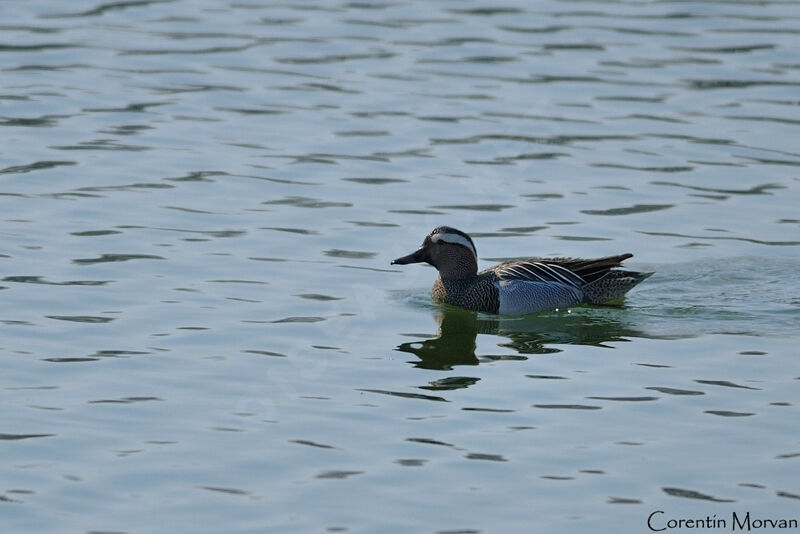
[391,226,651,315]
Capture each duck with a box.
[391,226,651,315]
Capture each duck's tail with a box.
[583,270,653,304]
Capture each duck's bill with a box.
[391,247,428,265]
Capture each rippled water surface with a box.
[2,0,799,532]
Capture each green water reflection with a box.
[397,305,651,370]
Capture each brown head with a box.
[391,226,478,279]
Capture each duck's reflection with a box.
[397,308,481,370]
[396,305,650,371]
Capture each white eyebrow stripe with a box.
[431,232,477,259]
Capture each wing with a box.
[550,254,634,283]
[493,254,635,286]
[493,260,586,288]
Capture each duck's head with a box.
[391,226,478,279]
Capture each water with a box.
[2,0,799,532]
